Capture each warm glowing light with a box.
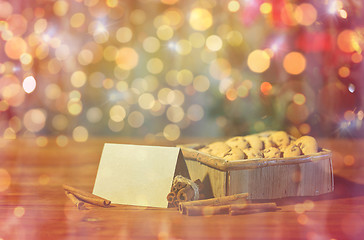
[226,88,238,101]
[5,37,27,60]
[109,105,126,122]
[23,76,37,93]
[226,31,243,46]
[294,3,317,26]
[338,66,350,78]
[187,104,204,121]
[14,206,25,218]
[156,25,174,41]
[297,214,308,225]
[20,53,33,65]
[52,114,69,131]
[228,1,240,12]
[193,75,210,92]
[116,27,133,43]
[129,9,146,25]
[128,111,144,128]
[260,3,272,14]
[23,109,47,132]
[209,58,231,79]
[260,82,272,95]
[0,169,11,192]
[7,14,27,36]
[166,106,184,123]
[138,93,155,110]
[176,39,192,55]
[161,0,179,5]
[337,30,361,53]
[164,8,183,27]
[116,47,139,70]
[147,58,164,74]
[34,18,48,34]
[53,0,69,16]
[344,110,355,121]
[36,136,48,147]
[163,124,180,141]
[343,155,355,166]
[67,99,82,115]
[71,71,87,88]
[189,8,213,31]
[0,1,13,19]
[247,50,271,73]
[293,93,306,105]
[283,52,306,75]
[56,135,69,147]
[143,37,160,53]
[206,35,223,51]
[299,123,311,135]
[70,13,85,28]
[351,52,363,63]
[73,126,89,142]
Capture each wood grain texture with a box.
[0,137,364,239]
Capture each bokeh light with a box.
[283,52,306,75]
[189,8,212,31]
[247,50,271,73]
[0,168,11,192]
[0,0,362,142]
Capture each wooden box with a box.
[180,134,334,200]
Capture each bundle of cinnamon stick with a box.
[178,193,278,216]
[63,184,111,210]
[167,176,202,208]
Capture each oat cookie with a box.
[270,131,291,148]
[243,148,264,159]
[224,147,246,161]
[283,144,302,157]
[206,141,231,158]
[245,135,264,151]
[260,136,274,149]
[262,147,281,158]
[295,136,318,155]
[225,136,249,149]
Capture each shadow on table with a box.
[254,175,364,206]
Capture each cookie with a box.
[199,146,213,155]
[245,135,264,151]
[260,136,274,149]
[225,136,249,150]
[207,141,231,158]
[224,147,246,161]
[262,147,281,158]
[295,136,318,155]
[270,131,291,149]
[243,148,264,159]
[283,144,302,157]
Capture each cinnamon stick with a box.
[229,202,278,215]
[176,185,195,202]
[63,184,111,207]
[167,192,176,203]
[64,191,88,210]
[186,205,230,216]
[184,202,278,216]
[179,193,249,214]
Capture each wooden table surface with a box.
[1,137,364,240]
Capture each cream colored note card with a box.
[93,143,185,208]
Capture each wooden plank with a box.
[227,158,334,199]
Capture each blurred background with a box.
[0,0,363,146]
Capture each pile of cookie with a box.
[198,131,319,161]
